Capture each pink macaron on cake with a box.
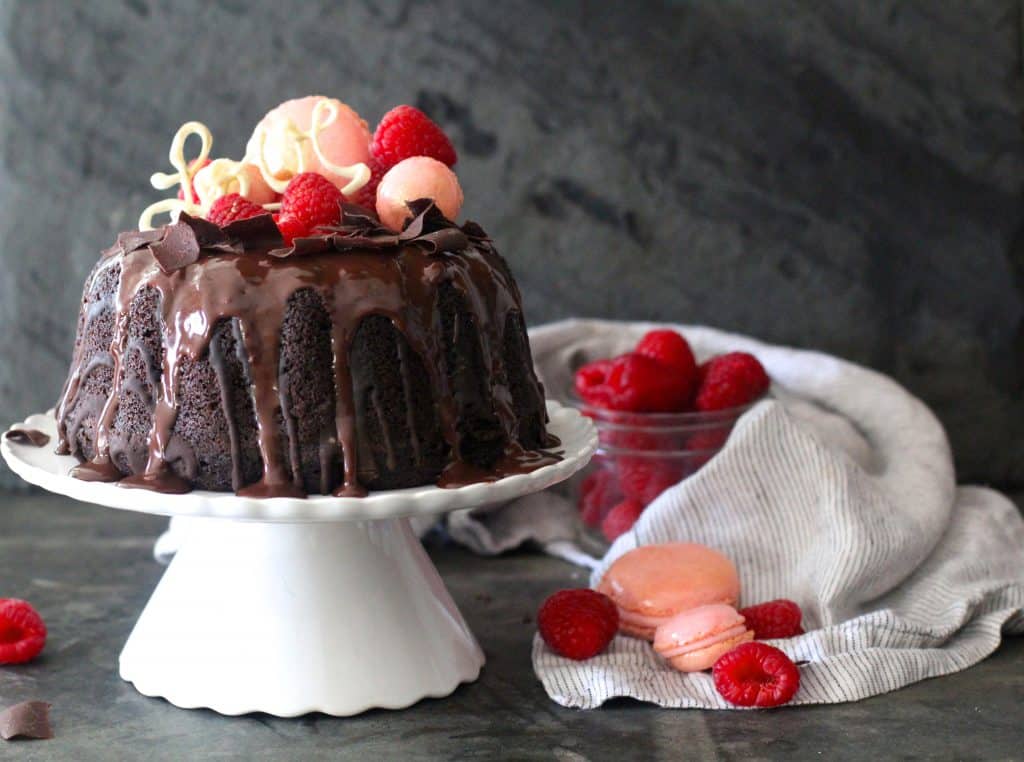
[597,543,741,640]
[652,603,754,672]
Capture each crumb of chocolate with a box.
[0,701,53,741]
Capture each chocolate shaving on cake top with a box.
[103,201,481,274]
[268,199,479,259]
[102,213,288,273]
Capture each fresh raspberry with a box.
[275,214,308,246]
[0,599,47,665]
[578,466,619,528]
[206,193,266,226]
[616,456,684,504]
[739,599,804,640]
[371,105,457,171]
[635,330,698,400]
[687,428,730,452]
[575,353,691,413]
[695,353,770,412]
[712,642,800,708]
[277,172,345,242]
[575,358,615,408]
[537,589,618,660]
[601,498,645,541]
[685,427,731,472]
[351,156,386,209]
[177,158,211,203]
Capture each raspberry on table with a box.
[695,352,770,411]
[712,642,800,708]
[738,599,804,640]
[277,172,345,242]
[0,599,47,665]
[206,193,266,226]
[601,498,645,541]
[537,589,619,661]
[371,105,457,171]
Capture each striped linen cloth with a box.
[521,319,1024,708]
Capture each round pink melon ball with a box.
[244,96,371,191]
[376,157,464,231]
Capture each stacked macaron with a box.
[537,542,806,707]
[597,542,751,671]
[652,604,753,672]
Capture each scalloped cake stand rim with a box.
[1,399,597,523]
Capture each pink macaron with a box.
[653,603,754,672]
[596,542,741,640]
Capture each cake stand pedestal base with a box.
[3,401,596,717]
[119,517,484,717]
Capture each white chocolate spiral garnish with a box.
[307,99,371,195]
[249,96,370,197]
[192,160,277,209]
[196,158,251,199]
[139,121,211,230]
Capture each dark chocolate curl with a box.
[148,221,201,274]
[110,229,165,258]
[337,202,388,232]
[4,427,50,447]
[416,227,470,254]
[139,197,476,261]
[460,220,491,242]
[268,235,339,259]
[222,213,285,251]
[177,212,240,253]
[0,701,53,741]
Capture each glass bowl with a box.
[568,398,756,551]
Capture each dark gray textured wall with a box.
[1,0,1021,489]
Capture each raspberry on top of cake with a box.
[56,96,557,498]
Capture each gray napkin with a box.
[513,319,1023,708]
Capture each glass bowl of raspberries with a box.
[571,329,770,546]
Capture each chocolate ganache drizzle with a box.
[56,201,557,497]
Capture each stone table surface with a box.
[1,492,1022,761]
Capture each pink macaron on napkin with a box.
[515,319,1024,709]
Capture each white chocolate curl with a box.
[247,96,370,197]
[193,160,276,209]
[138,121,212,230]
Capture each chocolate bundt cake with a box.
[56,204,554,497]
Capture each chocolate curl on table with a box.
[0,701,53,741]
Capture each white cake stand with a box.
[2,401,596,717]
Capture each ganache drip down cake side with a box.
[55,95,556,497]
